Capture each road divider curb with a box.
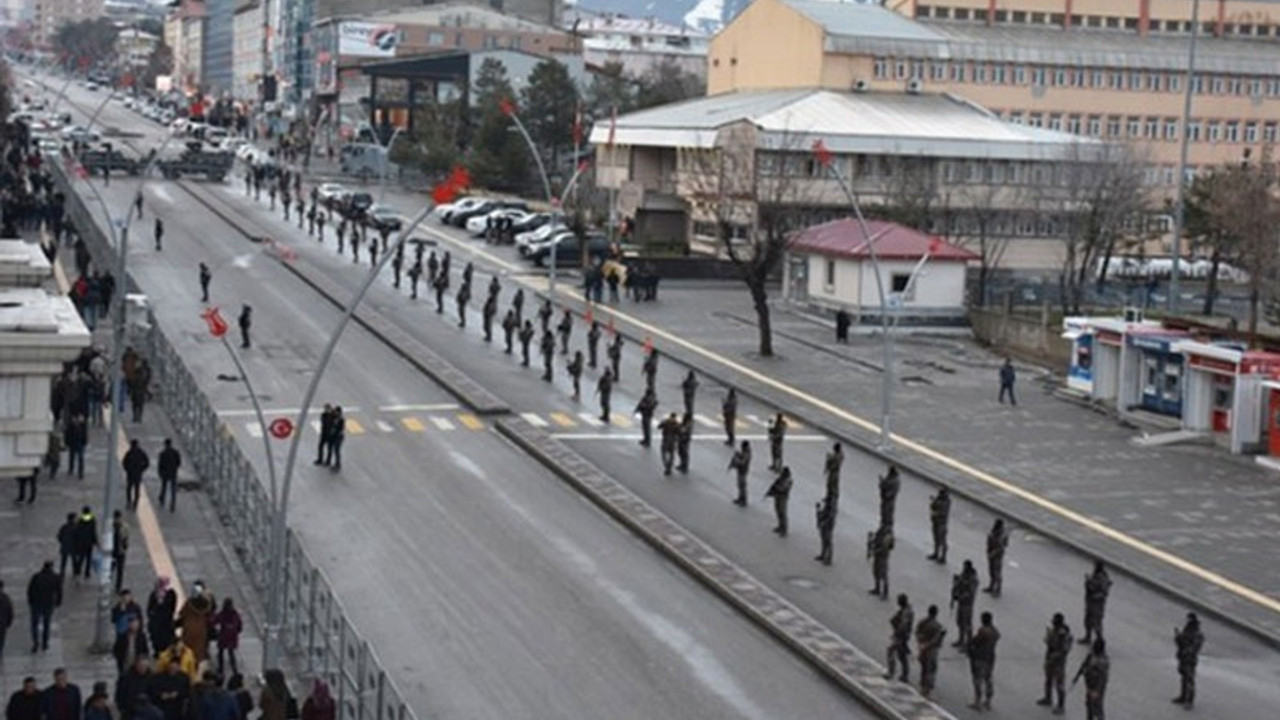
[496,416,956,720]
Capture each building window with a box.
[427,32,445,46]
[1111,71,1124,90]
[992,64,1006,84]
[1087,116,1102,136]
[1265,121,1278,143]
[874,57,888,79]
[1207,121,1221,142]
[1049,114,1063,131]
[1229,76,1243,95]
[825,259,836,288]
[942,160,958,182]
[1210,76,1223,94]
[1106,16,1121,28]
[1148,73,1162,91]
[1031,11,1046,23]
[1226,121,1240,142]
[1014,65,1026,84]
[1053,68,1066,86]
[935,6,950,19]
[951,63,966,82]
[1268,79,1280,96]
[1067,114,1081,134]
[1131,71,1144,90]
[1250,79,1262,96]
[1169,75,1182,92]
[1088,15,1102,28]
[1127,117,1141,137]
[1050,12,1065,26]
[1032,66,1046,86]
[1192,76,1203,94]
[895,59,908,80]
[1187,120,1202,141]
[911,60,925,79]
[1145,117,1159,138]
[987,161,1006,183]
[915,4,931,18]
[974,64,988,83]
[1029,113,1043,128]
[1245,122,1259,143]
[994,10,1008,22]
[1164,118,1179,140]
[1012,10,1026,23]
[1009,111,1025,125]
[954,7,970,20]
[965,160,982,182]
[891,273,911,294]
[1090,69,1104,88]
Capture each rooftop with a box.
[570,12,706,38]
[0,288,91,346]
[0,240,52,288]
[587,88,1096,161]
[788,218,979,262]
[331,2,568,34]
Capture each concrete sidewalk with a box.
[559,280,1280,644]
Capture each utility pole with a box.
[1168,0,1201,314]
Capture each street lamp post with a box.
[377,126,405,205]
[501,102,559,297]
[1167,0,1201,314]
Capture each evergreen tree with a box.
[520,59,580,168]
[468,58,528,191]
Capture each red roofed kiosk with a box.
[1173,340,1280,454]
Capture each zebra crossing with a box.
[222,407,812,441]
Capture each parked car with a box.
[516,222,568,256]
[449,199,529,228]
[365,204,404,233]
[60,125,100,144]
[316,183,348,207]
[337,191,374,217]
[527,231,614,267]
[511,213,553,234]
[465,208,531,236]
[438,197,487,224]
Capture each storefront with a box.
[1087,317,1162,407]
[1062,318,1094,395]
[1257,380,1280,471]
[1126,329,1190,417]
[1175,341,1280,454]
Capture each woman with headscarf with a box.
[177,581,216,662]
[299,680,334,720]
[147,577,177,656]
[258,670,291,720]
[213,598,243,678]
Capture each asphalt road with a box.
[36,75,879,720]
[41,72,1280,720]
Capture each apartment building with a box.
[567,11,710,80]
[32,0,104,48]
[710,0,1280,189]
[232,0,262,102]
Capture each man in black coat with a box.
[6,677,41,720]
[148,660,190,720]
[156,440,181,513]
[41,668,81,720]
[56,513,77,576]
[71,507,97,579]
[114,658,152,717]
[122,441,150,511]
[0,579,13,655]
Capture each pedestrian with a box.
[57,512,77,576]
[999,357,1017,405]
[151,651,194,716]
[177,581,215,663]
[596,369,614,423]
[658,413,681,476]
[879,464,900,529]
[968,612,1001,711]
[676,412,693,472]
[835,308,851,343]
[985,518,1010,596]
[1172,612,1204,708]
[915,605,946,699]
[128,359,151,423]
[455,280,470,329]
[315,211,326,242]
[607,334,623,381]
[680,370,699,415]
[14,469,35,505]
[198,263,211,303]
[884,593,914,682]
[767,413,787,470]
[197,671,238,720]
[518,320,534,367]
[157,439,181,513]
[868,523,894,599]
[267,184,276,211]
[433,273,447,314]
[300,680,335,720]
[65,414,87,479]
[226,674,253,720]
[7,677,41,720]
[814,497,835,566]
[538,299,552,333]
[537,328,555,382]
[1080,561,1112,645]
[427,251,440,288]
[115,658,152,718]
[408,260,421,300]
[40,435,60,483]
[557,309,573,355]
[928,488,951,563]
[326,407,345,470]
[123,441,149,511]
[214,598,243,678]
[26,561,61,652]
[110,589,142,640]
[722,388,737,446]
[587,321,601,369]
[110,511,129,592]
[0,579,12,656]
[634,387,658,447]
[1072,638,1109,720]
[238,305,252,349]
[642,349,659,391]
[314,404,334,466]
[502,309,517,354]
[1038,612,1074,714]
[566,351,584,400]
[728,440,751,506]
[153,217,163,252]
[41,668,82,720]
[824,442,844,510]
[764,466,793,536]
[147,578,177,654]
[71,507,97,579]
[112,616,149,676]
[258,670,290,720]
[951,560,979,650]
[482,293,497,342]
[296,198,305,229]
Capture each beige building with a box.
[232,0,262,102]
[709,0,1280,187]
[166,0,206,93]
[32,0,104,48]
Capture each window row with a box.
[871,57,1280,99]
[753,152,1136,190]
[913,4,1280,39]
[1001,110,1278,145]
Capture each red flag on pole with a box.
[499,97,516,117]
[928,237,943,255]
[812,139,832,168]
[201,307,229,337]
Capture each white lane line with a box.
[551,433,827,442]
[245,422,263,438]
[430,417,455,431]
[520,412,549,427]
[310,420,322,434]
[694,413,718,428]
[379,403,461,412]
[217,407,363,416]
[577,413,605,427]
[745,414,765,427]
[376,420,395,433]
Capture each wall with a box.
[202,0,235,95]
[232,4,262,101]
[969,306,1073,365]
[706,0,824,95]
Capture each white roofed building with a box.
[569,12,709,80]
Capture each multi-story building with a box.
[114,28,159,76]
[202,0,235,96]
[104,0,164,24]
[167,0,207,93]
[32,0,105,49]
[1,0,32,26]
[709,0,1280,187]
[567,11,710,80]
[232,0,262,102]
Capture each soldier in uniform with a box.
[985,518,1010,597]
[462,261,474,286]
[885,593,914,682]
[433,272,448,314]
[482,293,497,342]
[1172,612,1204,708]
[767,413,787,470]
[518,320,534,367]
[676,412,693,472]
[511,287,524,325]
[391,246,403,289]
[951,560,979,650]
[824,442,844,510]
[633,386,658,447]
[566,351,584,400]
[915,605,946,699]
[815,498,836,566]
[596,369,614,423]
[540,329,556,382]
[487,274,501,303]
[1072,639,1110,720]
[315,210,327,243]
[928,488,951,563]
[868,523,894,599]
[502,309,518,354]
[557,309,573,355]
[1038,612,1074,714]
[681,370,699,415]
[199,263,211,303]
[1080,561,1112,645]
[408,259,422,300]
[336,218,348,255]
[722,388,738,446]
[538,299,553,333]
[642,349,659,391]
[879,464,901,529]
[658,412,681,475]
[968,612,1001,711]
[608,334,623,381]
[427,251,440,288]
[587,321,601,369]
[764,466,793,536]
[728,440,751,506]
[456,278,471,328]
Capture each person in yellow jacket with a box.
[156,638,199,683]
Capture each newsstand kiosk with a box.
[1174,340,1280,454]
[1087,317,1162,407]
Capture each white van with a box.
[339,142,397,181]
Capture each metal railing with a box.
[50,162,418,720]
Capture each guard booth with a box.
[1062,318,1095,395]
[1258,380,1280,471]
[1175,340,1280,453]
[1125,328,1191,417]
[1088,316,1162,407]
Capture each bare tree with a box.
[1202,150,1280,338]
[1183,170,1238,316]
[951,182,1017,307]
[874,154,943,232]
[681,125,814,357]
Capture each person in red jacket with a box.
[300,680,334,720]
[213,598,243,678]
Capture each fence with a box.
[51,162,418,720]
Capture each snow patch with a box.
[684,0,726,33]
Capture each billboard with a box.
[338,21,401,58]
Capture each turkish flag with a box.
[201,307,228,337]
[812,139,832,168]
[499,97,516,117]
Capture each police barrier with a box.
[51,161,417,720]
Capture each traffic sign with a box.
[268,418,293,439]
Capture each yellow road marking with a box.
[401,416,426,432]
[549,412,576,427]
[457,413,485,430]
[422,216,1280,618]
[611,413,633,427]
[345,419,366,435]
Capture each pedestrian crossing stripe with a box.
[549,412,576,427]
[693,413,718,428]
[610,413,633,428]
[577,413,604,427]
[310,420,322,434]
[430,417,455,431]
[346,419,366,435]
[246,422,263,438]
[521,413,549,427]
[376,420,395,433]
[401,417,426,432]
[457,413,485,430]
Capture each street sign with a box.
[268,418,293,439]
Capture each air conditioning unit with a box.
[1123,306,1144,323]
[906,79,924,94]
[852,78,870,92]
